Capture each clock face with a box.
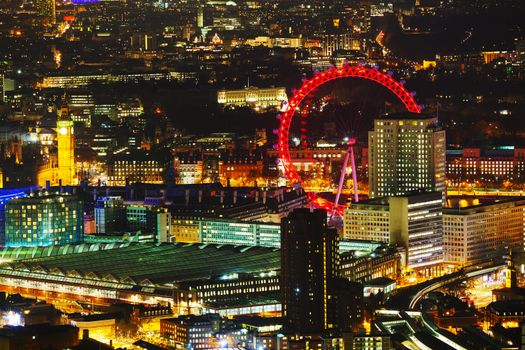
[59,127,68,135]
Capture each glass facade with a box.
[200,220,280,248]
[4,192,83,247]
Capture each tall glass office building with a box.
[4,192,83,247]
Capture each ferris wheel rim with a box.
[277,64,421,215]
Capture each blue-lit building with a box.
[4,191,83,247]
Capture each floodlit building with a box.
[218,154,263,187]
[174,155,204,184]
[443,198,525,266]
[368,113,446,199]
[37,102,77,187]
[4,192,83,247]
[320,33,361,56]
[217,87,287,111]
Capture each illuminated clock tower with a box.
[57,100,76,186]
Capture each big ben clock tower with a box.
[57,97,76,186]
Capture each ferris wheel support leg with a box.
[332,139,359,218]
[332,142,350,217]
[349,143,359,203]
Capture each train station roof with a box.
[0,243,280,290]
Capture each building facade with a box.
[344,192,443,273]
[368,114,446,199]
[446,147,525,183]
[172,217,281,248]
[217,87,287,111]
[94,196,126,234]
[107,151,170,186]
[443,198,525,265]
[126,200,171,242]
[281,209,339,333]
[4,192,83,247]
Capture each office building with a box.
[281,209,339,333]
[334,279,364,332]
[181,271,281,317]
[340,245,400,283]
[161,314,220,349]
[172,217,281,248]
[389,192,443,273]
[344,192,443,273]
[94,196,126,234]
[443,198,525,266]
[126,198,171,242]
[107,151,171,186]
[4,192,83,247]
[0,188,29,246]
[368,113,446,199]
[344,198,390,243]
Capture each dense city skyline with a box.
[0,0,525,349]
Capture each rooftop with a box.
[0,243,280,289]
[379,112,436,120]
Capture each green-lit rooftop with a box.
[0,243,280,289]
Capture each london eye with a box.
[277,64,421,216]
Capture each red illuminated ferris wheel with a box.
[277,64,421,216]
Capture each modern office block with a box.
[368,113,445,199]
[4,192,83,247]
